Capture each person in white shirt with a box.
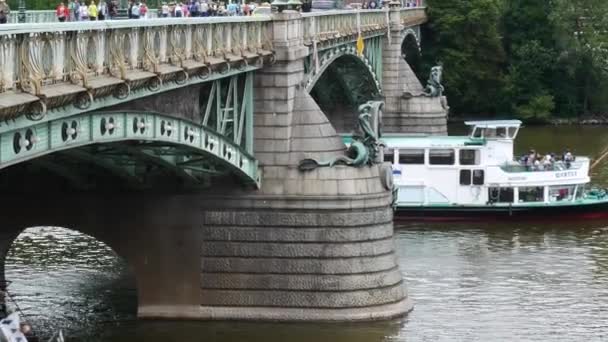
[161,2,169,16]
[130,1,140,18]
[79,3,89,20]
[200,0,208,16]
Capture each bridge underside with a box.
[1,141,251,192]
[0,110,260,192]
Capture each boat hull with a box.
[394,200,608,221]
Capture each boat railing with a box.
[500,159,587,173]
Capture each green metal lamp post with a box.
[271,0,301,13]
[17,0,26,23]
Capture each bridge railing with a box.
[0,17,272,120]
[302,9,388,45]
[7,10,56,24]
[399,7,427,26]
[301,7,426,45]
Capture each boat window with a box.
[489,187,514,203]
[471,127,484,138]
[460,170,471,185]
[397,186,424,203]
[496,127,507,138]
[484,128,497,138]
[472,170,484,185]
[384,149,395,163]
[459,149,479,165]
[549,185,576,202]
[427,187,450,204]
[576,185,585,200]
[429,149,455,165]
[519,186,544,202]
[508,127,518,138]
[399,149,425,164]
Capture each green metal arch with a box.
[304,46,382,95]
[0,111,261,188]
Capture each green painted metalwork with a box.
[0,110,260,188]
[200,73,254,151]
[364,36,384,88]
[0,67,260,136]
[303,40,383,94]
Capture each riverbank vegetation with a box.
[418,0,608,122]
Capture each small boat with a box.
[0,312,34,342]
[379,120,608,220]
[0,281,63,342]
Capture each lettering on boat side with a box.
[508,176,526,181]
[556,171,577,178]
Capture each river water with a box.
[5,125,608,341]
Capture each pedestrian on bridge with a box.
[88,0,98,20]
[0,0,10,24]
[97,0,107,19]
[79,1,89,20]
[56,2,69,21]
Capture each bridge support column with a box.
[174,11,412,321]
[382,4,447,135]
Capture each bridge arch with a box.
[401,29,422,76]
[304,45,382,95]
[307,47,383,134]
[4,226,137,327]
[0,111,260,190]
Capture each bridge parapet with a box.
[0,17,273,122]
[301,8,425,49]
[399,7,427,27]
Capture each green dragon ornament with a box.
[298,101,384,171]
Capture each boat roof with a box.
[464,120,522,128]
[342,134,486,148]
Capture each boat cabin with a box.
[377,120,591,207]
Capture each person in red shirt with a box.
[56,2,69,21]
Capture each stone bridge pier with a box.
[182,11,412,321]
[382,3,448,135]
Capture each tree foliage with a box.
[419,0,608,121]
[421,0,505,116]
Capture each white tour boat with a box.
[380,120,608,220]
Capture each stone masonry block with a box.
[201,253,399,275]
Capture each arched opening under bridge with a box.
[310,54,381,134]
[401,33,423,82]
[4,226,136,340]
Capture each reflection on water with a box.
[4,126,608,341]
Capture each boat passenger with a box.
[526,149,536,170]
[563,149,574,168]
[543,154,553,170]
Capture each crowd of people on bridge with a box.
[52,0,273,20]
[0,0,422,23]
[55,0,118,21]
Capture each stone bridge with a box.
[0,6,445,322]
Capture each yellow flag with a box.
[356,34,364,57]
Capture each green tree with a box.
[551,0,608,116]
[420,0,506,116]
[499,1,558,120]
